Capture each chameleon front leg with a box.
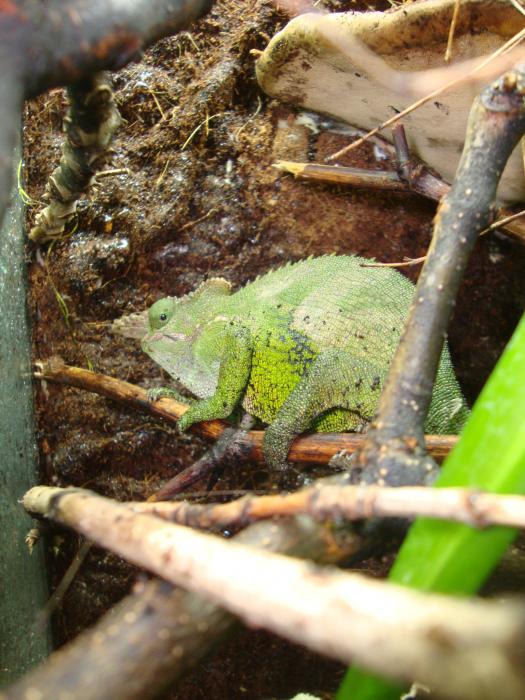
[178,327,253,432]
[263,349,383,471]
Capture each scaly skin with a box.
[139,256,469,470]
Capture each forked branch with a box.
[19,485,525,700]
[356,67,525,487]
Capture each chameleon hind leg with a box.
[263,349,383,471]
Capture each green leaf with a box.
[337,312,525,699]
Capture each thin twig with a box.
[35,539,92,626]
[180,112,224,151]
[360,256,427,269]
[93,168,129,180]
[444,0,461,62]
[131,484,525,531]
[179,207,218,231]
[147,427,253,501]
[479,207,525,234]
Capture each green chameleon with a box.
[115,255,469,470]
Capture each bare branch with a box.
[356,67,525,486]
[148,426,256,500]
[20,485,525,700]
[132,484,525,531]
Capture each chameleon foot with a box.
[262,423,292,472]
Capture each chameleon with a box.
[114,255,469,470]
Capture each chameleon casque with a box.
[115,255,469,470]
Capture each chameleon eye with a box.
[159,313,168,322]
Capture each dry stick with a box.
[131,484,525,532]
[148,426,254,501]
[30,73,122,243]
[274,159,525,244]
[3,510,360,700]
[355,68,525,487]
[273,161,409,192]
[327,27,525,162]
[19,485,525,700]
[275,119,525,245]
[34,359,458,466]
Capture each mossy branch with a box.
[30,73,121,243]
[0,0,213,229]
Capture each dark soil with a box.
[22,0,525,698]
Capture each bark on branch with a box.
[356,67,525,487]
[19,485,525,700]
[29,73,122,243]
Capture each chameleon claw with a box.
[146,387,165,402]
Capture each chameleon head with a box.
[141,279,233,398]
[142,297,189,363]
[141,296,201,391]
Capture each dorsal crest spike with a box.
[192,277,232,299]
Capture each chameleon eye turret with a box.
[148,298,176,331]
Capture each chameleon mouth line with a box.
[148,331,188,343]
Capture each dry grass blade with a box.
[444,0,462,62]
